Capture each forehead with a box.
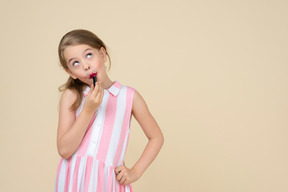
[63,44,95,60]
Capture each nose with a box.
[82,61,91,71]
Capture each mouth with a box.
[89,72,97,79]
[89,72,97,86]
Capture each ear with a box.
[99,47,107,63]
[65,68,77,79]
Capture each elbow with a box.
[57,144,72,159]
[58,148,69,159]
[58,148,72,160]
[156,128,164,150]
[150,130,164,148]
[159,131,164,147]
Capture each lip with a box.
[89,72,97,79]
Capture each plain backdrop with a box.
[0,0,287,191]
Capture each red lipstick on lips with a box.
[89,72,97,86]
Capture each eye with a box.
[86,53,93,58]
[72,61,79,66]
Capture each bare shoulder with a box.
[132,89,142,103]
[60,88,77,106]
[132,89,150,116]
[62,88,77,99]
[132,89,144,106]
[58,89,78,134]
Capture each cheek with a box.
[93,58,105,69]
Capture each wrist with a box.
[131,167,143,179]
[81,108,95,118]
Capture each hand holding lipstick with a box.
[83,81,104,115]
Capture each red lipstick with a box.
[89,72,97,86]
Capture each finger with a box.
[114,168,119,175]
[99,88,104,102]
[120,177,127,185]
[99,86,104,101]
[95,86,103,102]
[114,167,121,175]
[91,82,100,98]
[87,84,94,96]
[123,179,130,185]
[116,171,124,181]
[95,90,101,102]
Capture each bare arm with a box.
[115,89,164,185]
[57,82,104,159]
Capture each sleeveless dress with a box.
[55,81,135,192]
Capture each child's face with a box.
[63,44,107,85]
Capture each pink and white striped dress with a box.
[55,81,135,192]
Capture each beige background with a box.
[0,0,287,191]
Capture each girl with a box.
[55,29,164,192]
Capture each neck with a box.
[101,76,114,90]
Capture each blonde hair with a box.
[58,29,111,110]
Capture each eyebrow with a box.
[68,57,76,64]
[67,48,93,64]
[83,48,93,53]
